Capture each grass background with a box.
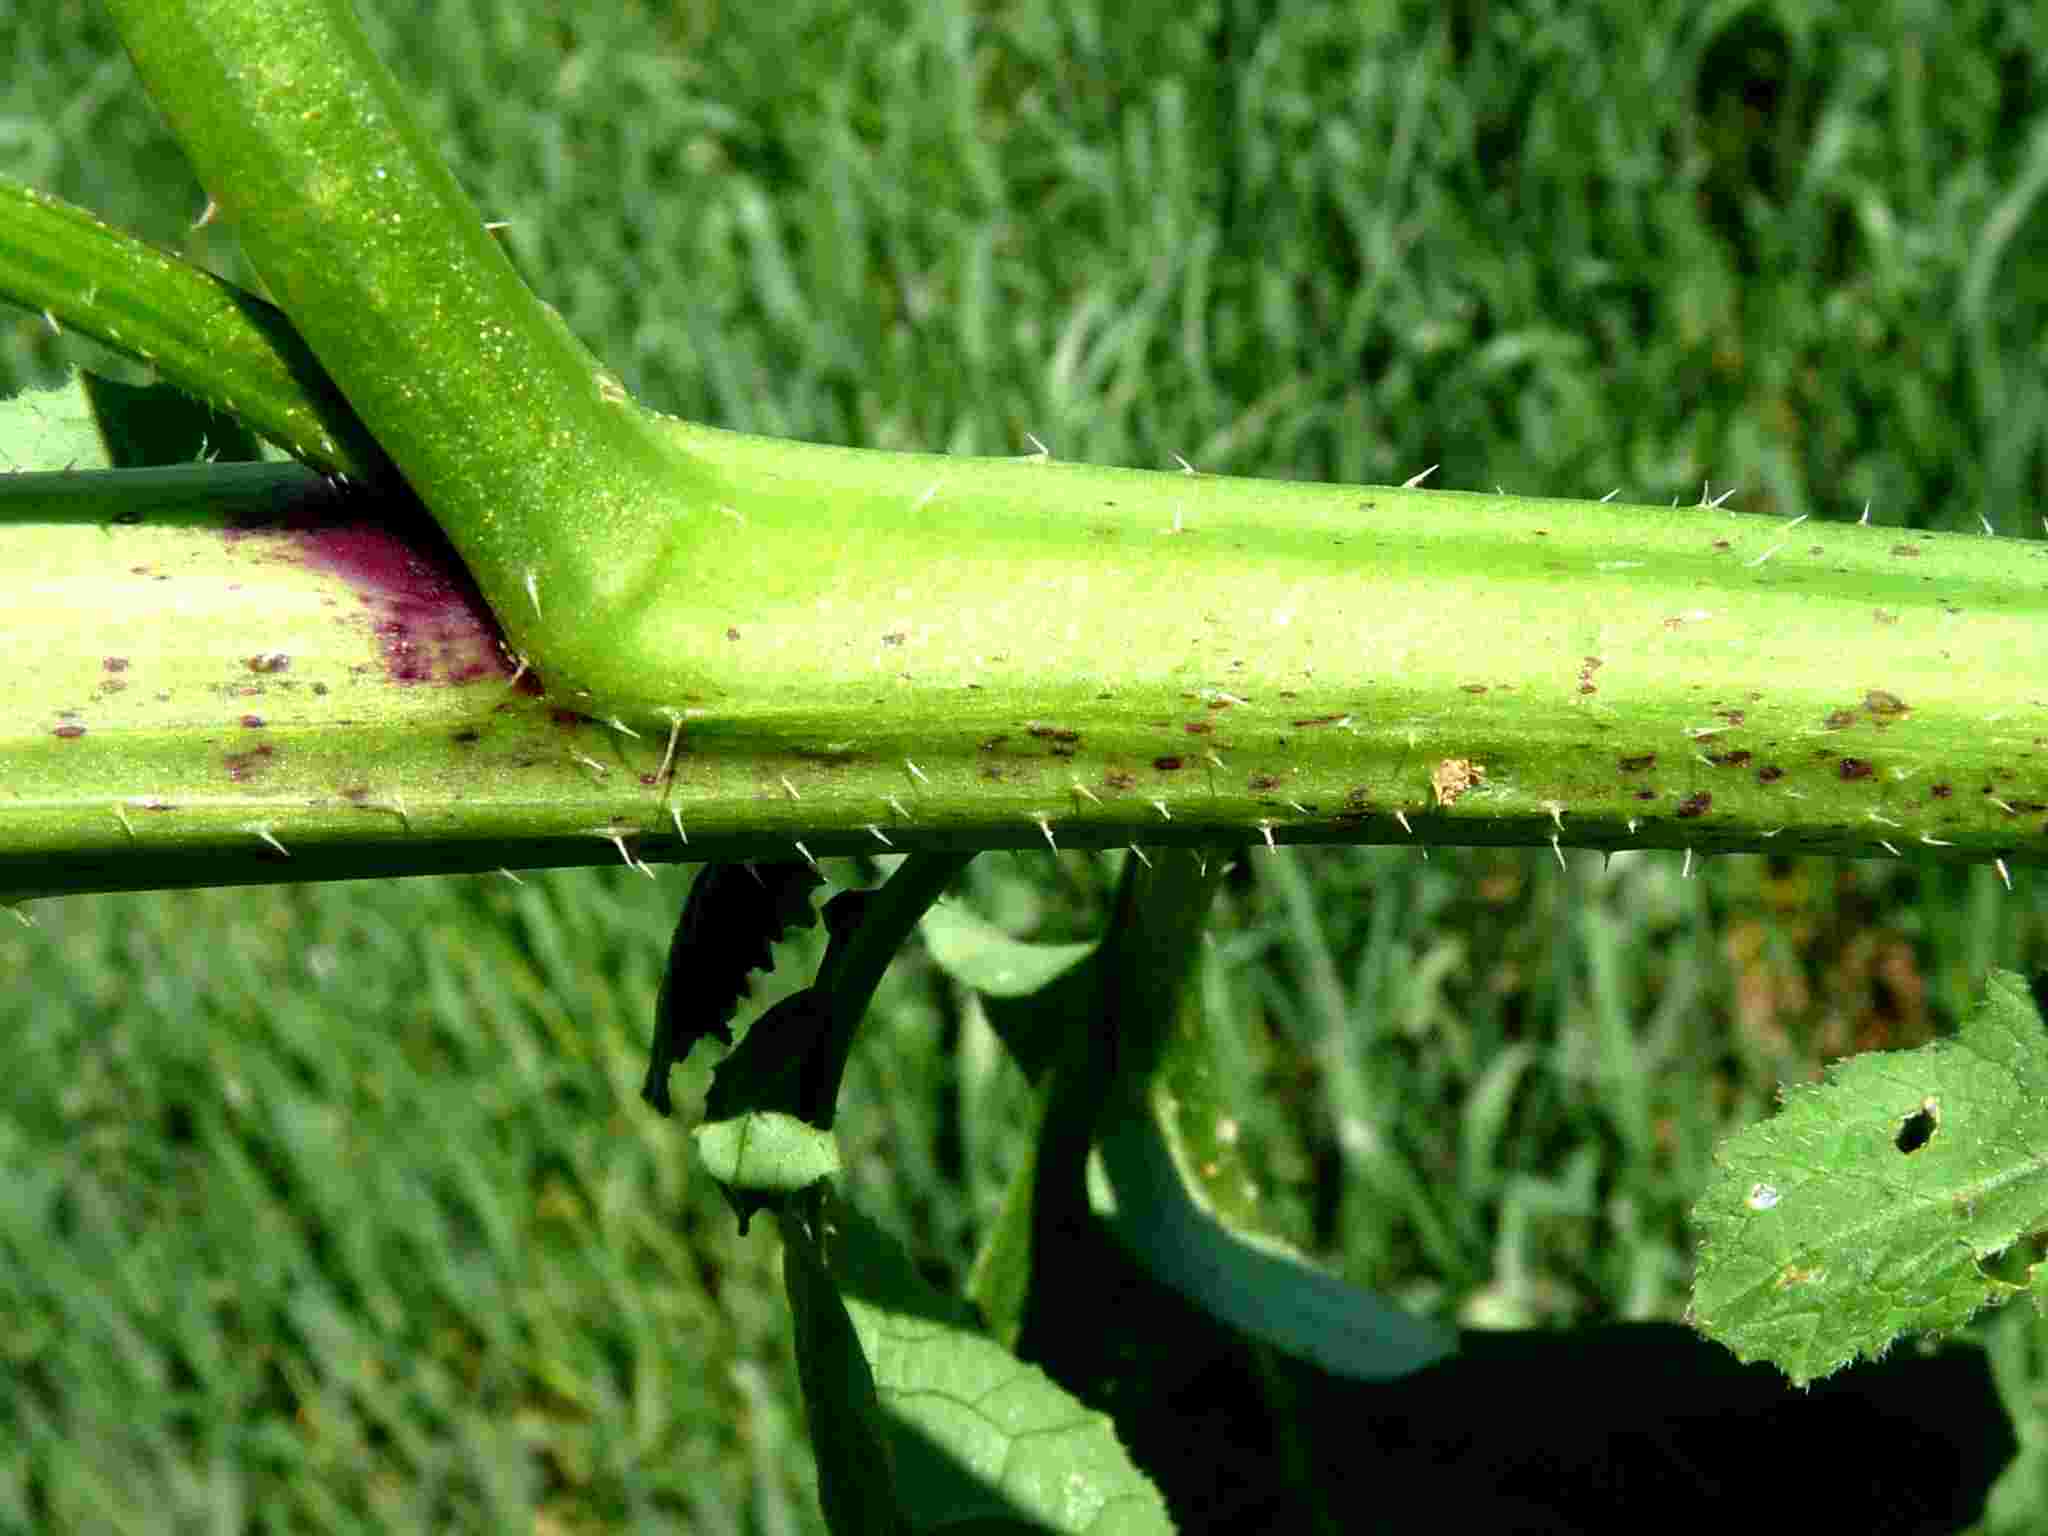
[7,0,2048,1528]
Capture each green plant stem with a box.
[0,179,386,477]
[806,853,974,1129]
[8,2,2046,900]
[6,461,2048,903]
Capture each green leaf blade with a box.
[1692,969,2048,1385]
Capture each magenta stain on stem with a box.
[224,485,517,688]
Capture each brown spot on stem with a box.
[1677,791,1712,818]
[224,744,275,782]
[1838,758,1874,781]
[1432,759,1484,807]
[1619,754,1656,773]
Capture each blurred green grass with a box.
[9,0,2048,1529]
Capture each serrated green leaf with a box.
[1692,968,2048,1385]
[2,371,260,473]
[693,1110,842,1196]
[2,377,103,471]
[828,1199,1174,1536]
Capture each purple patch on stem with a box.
[225,486,515,688]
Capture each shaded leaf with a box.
[704,989,835,1123]
[784,1208,910,1536]
[964,1069,1053,1350]
[1692,967,2048,1384]
[77,371,262,467]
[949,849,1451,1382]
[644,861,824,1114]
[921,901,1094,998]
[1094,1103,1454,1382]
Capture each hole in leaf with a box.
[1895,1099,1939,1155]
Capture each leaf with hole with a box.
[1692,969,2048,1384]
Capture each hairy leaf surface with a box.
[1692,969,2048,1384]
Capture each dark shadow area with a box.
[1018,1207,2012,1536]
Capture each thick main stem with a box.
[5,453,2046,904]
[3,0,2039,902]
